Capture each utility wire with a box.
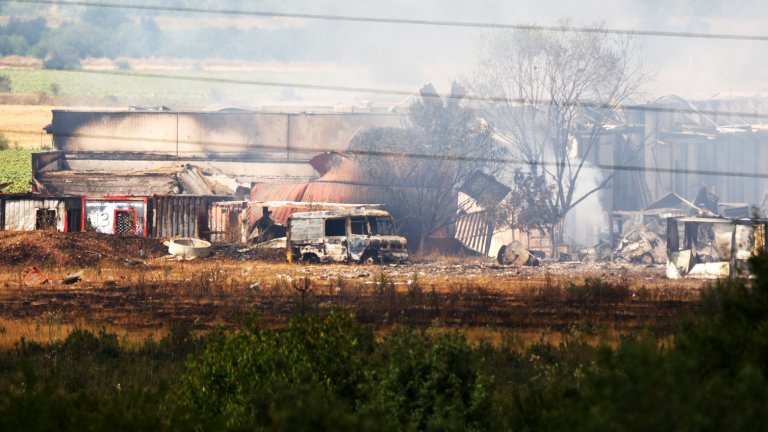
[37,68,768,120]
[6,0,768,42]
[8,128,768,181]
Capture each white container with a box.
[168,237,212,259]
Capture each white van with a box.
[287,209,408,264]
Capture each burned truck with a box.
[287,209,408,264]
[666,216,768,279]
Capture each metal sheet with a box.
[290,218,323,241]
[83,198,147,236]
[3,199,67,231]
[455,211,493,256]
[153,195,219,239]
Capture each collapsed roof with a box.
[35,164,241,196]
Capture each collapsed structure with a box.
[1,93,767,272]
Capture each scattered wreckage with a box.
[287,209,408,264]
[614,227,666,265]
[665,216,768,279]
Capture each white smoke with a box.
[563,160,605,247]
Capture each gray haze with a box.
[9,0,768,103]
[189,0,768,100]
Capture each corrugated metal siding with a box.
[3,199,67,231]
[454,211,493,256]
[209,201,247,243]
[153,196,213,239]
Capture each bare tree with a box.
[472,22,650,255]
[349,83,503,252]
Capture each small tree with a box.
[473,21,650,255]
[497,168,559,237]
[349,83,503,252]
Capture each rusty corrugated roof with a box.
[250,183,309,202]
[304,158,387,204]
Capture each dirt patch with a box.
[0,231,166,267]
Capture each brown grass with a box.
[0,254,705,348]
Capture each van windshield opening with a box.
[368,216,395,235]
[351,216,369,235]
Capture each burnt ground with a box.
[0,231,167,267]
[0,231,708,335]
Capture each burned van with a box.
[287,209,408,264]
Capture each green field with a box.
[0,148,32,193]
[1,67,373,107]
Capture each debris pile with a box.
[212,243,286,262]
[0,231,166,267]
[614,227,666,265]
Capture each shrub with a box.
[178,311,374,428]
[373,330,496,431]
[565,277,631,305]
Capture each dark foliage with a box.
[2,264,768,429]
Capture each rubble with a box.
[0,231,166,267]
[62,270,83,285]
[615,228,666,265]
[23,267,49,286]
[578,240,612,262]
[666,216,768,279]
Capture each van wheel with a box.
[639,252,654,265]
[302,254,320,264]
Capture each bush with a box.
[179,311,374,428]
[373,330,496,431]
[565,277,631,305]
[43,45,81,70]
[519,253,768,430]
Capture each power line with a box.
[6,0,768,42]
[6,128,768,181]
[37,68,768,120]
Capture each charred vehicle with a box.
[287,209,408,264]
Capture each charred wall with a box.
[49,110,403,161]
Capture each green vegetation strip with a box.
[1,68,336,105]
[0,149,32,193]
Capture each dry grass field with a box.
[0,103,121,150]
[0,104,56,149]
[0,231,706,349]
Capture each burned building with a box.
[0,194,82,232]
[10,106,408,241]
[644,96,768,208]
[38,108,404,188]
